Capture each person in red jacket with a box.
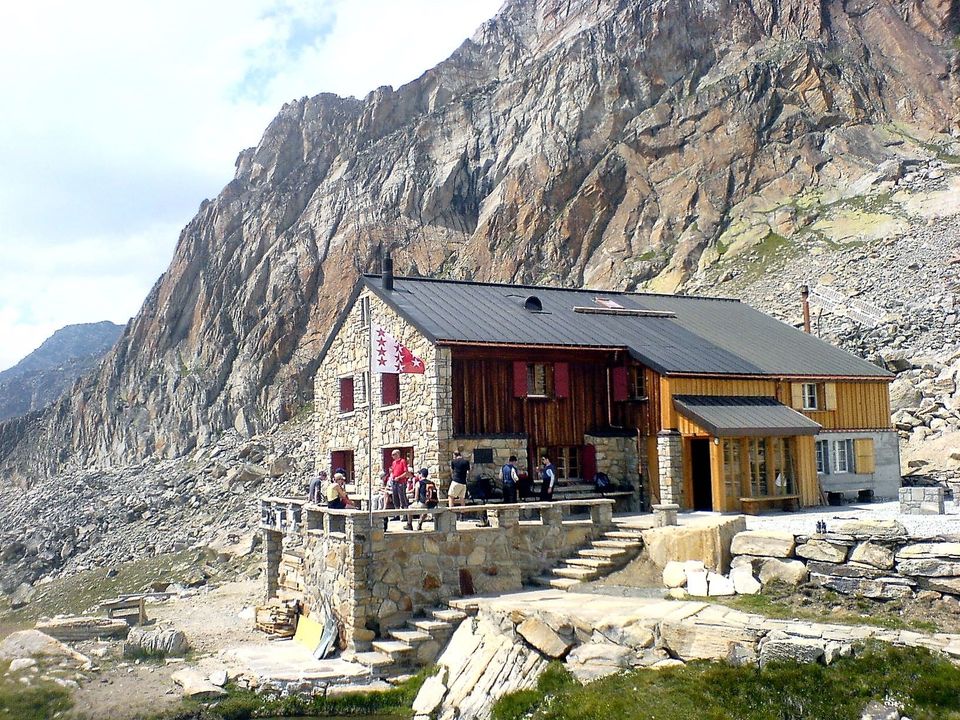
[389,449,413,530]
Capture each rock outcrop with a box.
[1,0,957,483]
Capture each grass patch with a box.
[492,663,576,720]
[161,666,432,719]
[710,584,953,633]
[492,645,960,720]
[0,660,73,720]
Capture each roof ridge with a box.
[361,273,742,303]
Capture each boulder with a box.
[662,561,688,588]
[35,616,129,642]
[861,700,901,720]
[889,377,922,412]
[896,543,960,560]
[10,582,36,609]
[730,565,761,595]
[659,621,760,663]
[849,542,895,570]
[171,669,226,699]
[9,658,38,672]
[796,540,847,563]
[759,637,825,667]
[208,669,228,687]
[124,626,189,658]
[412,670,447,716]
[896,559,960,577]
[707,572,736,596]
[0,630,91,668]
[565,642,634,682]
[731,531,796,558]
[642,516,746,572]
[758,558,808,586]
[686,568,709,596]
[517,618,572,658]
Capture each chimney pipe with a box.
[382,254,394,291]
[800,285,811,334]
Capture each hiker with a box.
[308,470,328,504]
[501,455,519,504]
[412,468,439,530]
[539,455,557,501]
[448,450,469,508]
[389,449,413,530]
[326,472,355,509]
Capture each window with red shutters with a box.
[554,362,569,398]
[381,372,400,406]
[339,376,354,413]
[512,361,527,398]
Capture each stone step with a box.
[411,619,454,636]
[592,539,643,550]
[579,546,629,560]
[349,651,395,669]
[552,566,599,580]
[371,640,415,659]
[604,530,646,541]
[565,557,616,570]
[387,628,432,645]
[531,575,582,591]
[428,607,468,624]
[448,600,480,616]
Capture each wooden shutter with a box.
[513,361,528,398]
[790,383,803,410]
[554,362,570,398]
[824,383,838,411]
[381,372,400,406]
[582,444,597,484]
[339,377,354,413]
[854,438,875,473]
[612,367,629,402]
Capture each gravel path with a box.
[742,500,960,538]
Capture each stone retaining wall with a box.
[728,520,960,600]
[266,500,615,650]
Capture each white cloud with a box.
[0,0,502,372]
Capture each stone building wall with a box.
[314,290,452,493]
[443,436,529,491]
[817,430,901,501]
[293,503,614,650]
[584,433,638,482]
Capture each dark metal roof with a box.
[361,275,892,379]
[673,395,823,437]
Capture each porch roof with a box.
[672,395,822,437]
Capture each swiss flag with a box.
[372,324,425,374]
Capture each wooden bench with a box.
[100,596,147,625]
[739,494,800,515]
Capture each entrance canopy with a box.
[673,395,821,437]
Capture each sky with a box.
[0,0,503,372]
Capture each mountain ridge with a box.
[0,0,957,483]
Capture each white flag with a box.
[371,324,425,374]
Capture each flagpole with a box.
[368,309,374,526]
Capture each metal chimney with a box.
[800,285,811,334]
[382,254,394,291]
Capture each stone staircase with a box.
[531,523,646,590]
[346,606,469,680]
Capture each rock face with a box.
[0,0,957,483]
[0,321,123,422]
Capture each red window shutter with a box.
[554,362,569,398]
[612,367,629,402]
[339,377,354,412]
[331,451,345,476]
[382,372,400,405]
[582,444,597,484]
[513,361,527,398]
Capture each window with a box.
[816,440,830,475]
[722,439,743,504]
[541,446,582,481]
[356,372,369,407]
[802,383,819,410]
[833,439,854,473]
[357,296,371,327]
[629,366,646,400]
[381,372,400,406]
[330,450,354,483]
[770,437,795,495]
[527,363,548,397]
[338,377,354,413]
[747,438,768,496]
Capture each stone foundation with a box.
[656,430,683,506]
[899,486,945,515]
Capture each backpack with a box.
[595,472,611,491]
[501,464,517,486]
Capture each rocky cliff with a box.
[0,322,124,423]
[1,0,958,482]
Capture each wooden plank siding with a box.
[450,348,652,443]
[659,377,778,432]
